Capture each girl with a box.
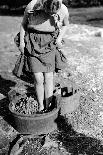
[19,0,69,113]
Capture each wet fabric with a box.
[24,28,67,73]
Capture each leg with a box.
[44,72,53,109]
[33,72,44,111]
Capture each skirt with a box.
[14,29,67,76]
[25,29,67,73]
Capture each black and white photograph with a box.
[0,0,103,154]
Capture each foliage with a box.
[0,0,103,9]
[0,0,30,8]
[63,0,103,7]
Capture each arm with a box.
[20,25,25,53]
[20,0,39,53]
[56,6,69,47]
[27,0,40,13]
[20,8,28,53]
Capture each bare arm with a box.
[20,25,25,53]
[27,0,40,13]
[56,5,69,47]
[20,8,28,53]
[58,14,69,40]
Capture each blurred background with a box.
[1,0,103,27]
[0,0,103,10]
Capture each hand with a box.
[10,137,27,155]
[27,9,34,14]
[56,39,64,48]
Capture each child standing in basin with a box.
[19,0,69,113]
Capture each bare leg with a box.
[34,72,44,111]
[44,72,53,109]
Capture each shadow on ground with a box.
[0,75,16,96]
[0,74,16,125]
[56,115,103,155]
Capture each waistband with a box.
[27,26,55,34]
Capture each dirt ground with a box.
[1,7,103,154]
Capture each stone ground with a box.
[1,8,103,154]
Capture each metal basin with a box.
[9,95,60,135]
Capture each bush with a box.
[0,0,103,9]
[63,0,102,7]
[0,0,30,8]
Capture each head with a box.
[43,0,62,14]
[33,0,44,10]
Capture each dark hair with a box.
[43,0,61,14]
[33,0,44,10]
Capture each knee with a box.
[35,77,44,85]
[34,73,44,85]
[44,72,53,84]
